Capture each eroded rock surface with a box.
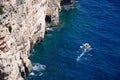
[0,0,61,80]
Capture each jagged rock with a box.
[0,0,73,79]
[0,0,61,80]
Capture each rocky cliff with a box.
[0,0,73,80]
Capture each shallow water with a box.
[27,0,120,80]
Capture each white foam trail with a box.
[76,48,93,62]
[76,52,85,61]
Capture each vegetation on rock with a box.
[8,26,12,33]
[0,5,4,15]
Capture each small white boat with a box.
[77,43,93,61]
[80,43,92,51]
[80,43,90,49]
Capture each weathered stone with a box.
[0,0,73,80]
[0,0,61,80]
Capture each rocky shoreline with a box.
[0,0,74,80]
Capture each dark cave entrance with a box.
[45,15,51,23]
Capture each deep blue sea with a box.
[27,0,120,80]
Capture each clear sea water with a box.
[27,0,120,80]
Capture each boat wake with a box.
[76,52,85,61]
[76,43,93,62]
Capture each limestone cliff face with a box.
[0,0,61,80]
[0,0,74,80]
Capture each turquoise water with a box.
[27,0,120,80]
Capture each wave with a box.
[33,63,46,71]
[29,63,46,77]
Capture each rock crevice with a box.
[0,0,74,80]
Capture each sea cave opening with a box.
[45,15,51,23]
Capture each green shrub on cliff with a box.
[8,26,12,33]
[0,5,4,15]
